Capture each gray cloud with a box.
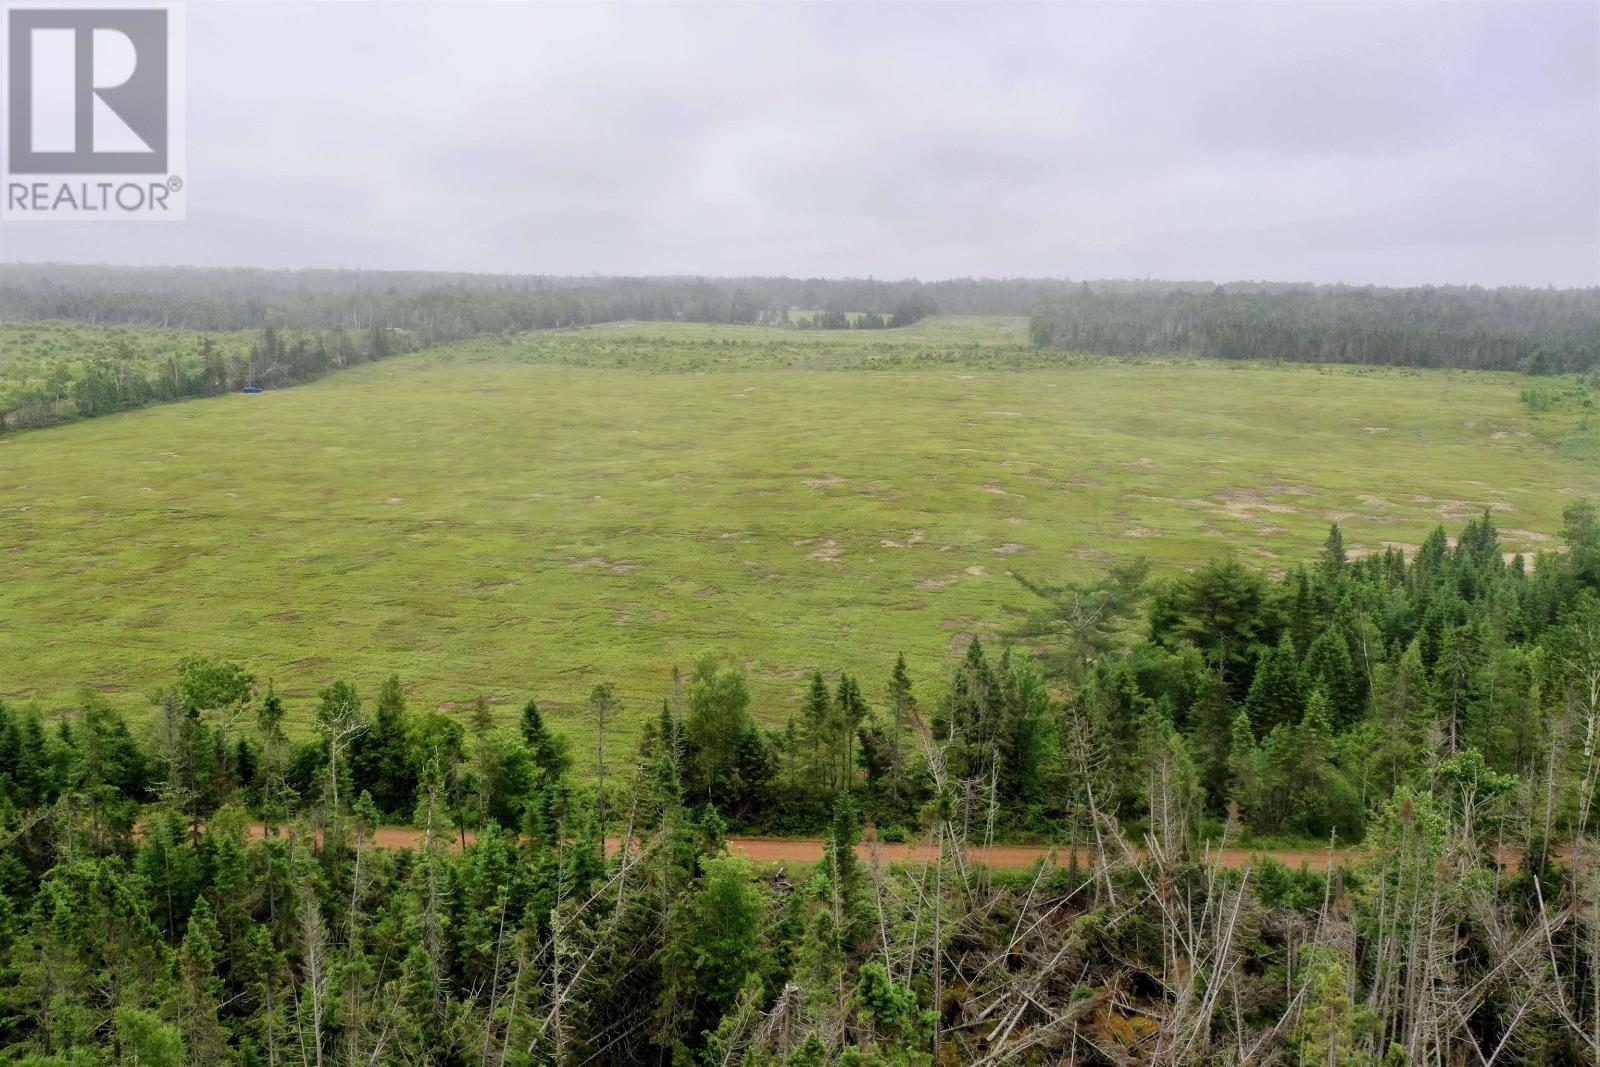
[2,1,1595,285]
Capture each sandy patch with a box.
[808,541,844,562]
[965,565,989,576]
[1434,499,1513,521]
[1214,486,1305,516]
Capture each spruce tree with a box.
[1317,523,1348,612]
[1244,633,1307,736]
[886,653,914,798]
[1305,627,1360,728]
[834,672,867,791]
[1226,709,1258,819]
[800,671,834,793]
[519,699,570,782]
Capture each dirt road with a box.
[247,824,1354,871]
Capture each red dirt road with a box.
[248,824,1350,871]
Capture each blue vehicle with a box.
[242,385,263,394]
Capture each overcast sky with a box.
[2,1,1596,286]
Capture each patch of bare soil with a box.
[1213,486,1305,515]
[1434,498,1513,521]
[249,825,1552,874]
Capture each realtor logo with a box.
[2,2,185,220]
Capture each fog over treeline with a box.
[2,263,1596,372]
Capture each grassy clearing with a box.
[0,317,1591,763]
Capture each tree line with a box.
[1,505,1597,1063]
[0,266,964,335]
[5,265,1240,333]
[0,323,412,432]
[1030,284,1600,372]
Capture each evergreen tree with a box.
[518,699,570,782]
[1244,633,1307,736]
[1305,627,1361,728]
[886,653,915,798]
[352,674,416,815]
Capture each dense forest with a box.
[1030,285,1600,372]
[2,506,1597,1064]
[0,266,960,334]
[0,322,416,432]
[7,265,1598,376]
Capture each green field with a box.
[0,317,1592,757]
